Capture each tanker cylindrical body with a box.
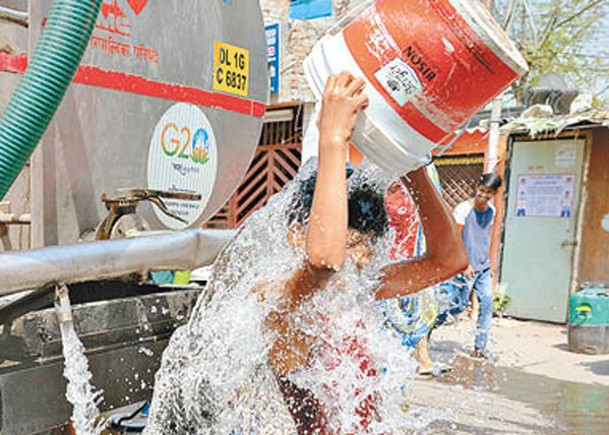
[25,0,268,246]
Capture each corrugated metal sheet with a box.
[502,108,609,136]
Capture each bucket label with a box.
[374,58,422,107]
[147,103,218,229]
[213,41,250,97]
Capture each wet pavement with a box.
[437,354,609,433]
[406,317,609,434]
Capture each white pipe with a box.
[485,96,504,172]
[0,212,31,224]
[0,6,28,26]
[0,229,236,296]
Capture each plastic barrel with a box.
[304,0,528,175]
[568,287,609,355]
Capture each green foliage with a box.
[499,0,609,103]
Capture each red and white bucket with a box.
[304,0,528,175]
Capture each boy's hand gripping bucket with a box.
[305,0,528,175]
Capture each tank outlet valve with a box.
[54,283,74,325]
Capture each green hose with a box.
[0,0,103,200]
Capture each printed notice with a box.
[374,57,422,107]
[213,41,249,97]
[515,174,576,219]
[555,144,577,168]
[266,23,280,95]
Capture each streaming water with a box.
[144,159,430,434]
[55,284,106,435]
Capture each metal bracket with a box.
[0,201,31,251]
[0,5,28,27]
[96,188,201,240]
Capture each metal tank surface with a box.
[29,0,268,247]
[0,1,267,433]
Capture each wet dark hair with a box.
[347,182,389,237]
[288,167,388,239]
[479,173,502,191]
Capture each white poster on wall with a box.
[515,174,576,218]
[555,144,577,168]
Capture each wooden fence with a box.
[205,105,303,229]
[435,154,485,209]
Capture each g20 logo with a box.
[160,123,210,165]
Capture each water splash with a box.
[145,159,435,433]
[55,284,106,435]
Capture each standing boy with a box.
[453,173,502,358]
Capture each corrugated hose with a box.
[0,0,102,199]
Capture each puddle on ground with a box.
[423,354,609,434]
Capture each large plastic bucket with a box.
[304,0,528,175]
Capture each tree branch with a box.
[555,0,606,29]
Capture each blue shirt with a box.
[453,200,495,272]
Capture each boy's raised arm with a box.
[305,72,368,271]
[376,168,468,300]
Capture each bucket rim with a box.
[352,110,432,175]
[450,0,529,75]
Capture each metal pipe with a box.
[0,6,28,27]
[485,96,504,172]
[485,0,522,173]
[0,229,236,296]
[0,212,31,224]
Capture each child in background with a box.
[453,173,502,358]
